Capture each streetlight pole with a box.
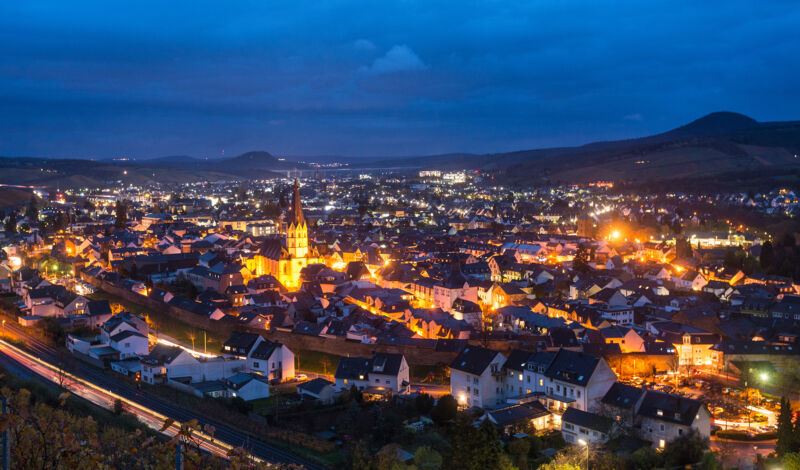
[578,439,589,470]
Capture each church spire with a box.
[290,177,305,226]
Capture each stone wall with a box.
[80,271,460,366]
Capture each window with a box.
[386,379,390,384]
[659,439,665,448]
[577,390,581,398]
[659,424,665,431]
[253,361,260,369]
[564,423,574,430]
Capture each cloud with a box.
[624,113,643,121]
[353,39,376,52]
[363,45,426,75]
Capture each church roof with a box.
[289,178,305,227]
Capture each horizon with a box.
[2,1,799,159]
[0,110,781,162]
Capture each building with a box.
[449,346,507,408]
[253,179,321,289]
[334,352,410,396]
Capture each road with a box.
[0,320,325,470]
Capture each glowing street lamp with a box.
[578,439,589,470]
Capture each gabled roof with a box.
[334,356,371,380]
[503,349,536,373]
[298,377,335,394]
[544,348,602,386]
[487,402,549,427]
[561,407,613,433]
[370,353,404,376]
[222,331,261,354]
[601,382,644,410]
[249,340,281,360]
[449,345,503,376]
[636,390,704,426]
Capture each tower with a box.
[286,178,308,259]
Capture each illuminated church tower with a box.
[253,177,319,290]
[286,178,308,259]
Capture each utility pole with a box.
[203,330,207,354]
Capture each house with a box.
[366,353,410,394]
[599,383,712,449]
[141,343,245,385]
[449,346,507,408]
[334,356,371,391]
[334,352,410,395]
[225,372,270,401]
[561,407,613,445]
[636,390,711,449]
[597,326,645,353]
[247,338,295,382]
[222,331,262,356]
[480,402,551,435]
[297,378,337,404]
[536,348,617,414]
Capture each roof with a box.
[544,349,601,386]
[449,345,503,376]
[371,353,404,376]
[488,402,549,427]
[561,407,613,433]
[298,377,335,395]
[223,331,261,353]
[249,340,281,360]
[503,349,536,373]
[636,390,704,426]
[334,356,371,380]
[601,382,645,410]
[289,178,305,226]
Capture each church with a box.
[253,178,320,289]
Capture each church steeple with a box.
[289,178,305,227]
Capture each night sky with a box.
[1,1,798,159]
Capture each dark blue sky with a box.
[1,1,798,159]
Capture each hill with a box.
[369,112,800,183]
[0,150,304,189]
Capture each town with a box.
[0,169,799,469]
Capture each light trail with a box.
[0,338,260,463]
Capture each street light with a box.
[578,438,589,470]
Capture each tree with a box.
[538,446,583,470]
[114,200,128,229]
[778,396,796,456]
[27,196,39,222]
[675,236,693,259]
[629,446,661,470]
[415,393,435,415]
[661,429,709,468]
[784,452,800,470]
[430,394,457,425]
[446,417,505,470]
[761,241,775,270]
[573,243,590,273]
[414,446,443,470]
[507,438,530,470]
[4,211,16,233]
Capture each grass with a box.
[295,349,340,375]
[89,291,226,352]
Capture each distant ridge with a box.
[360,111,800,182]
